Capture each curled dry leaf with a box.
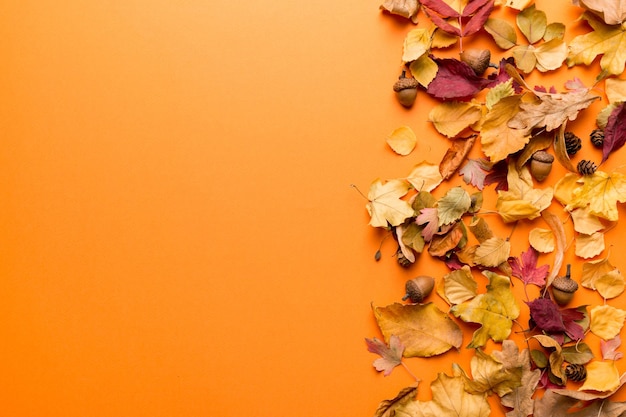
[439,136,477,180]
[386,126,417,155]
[373,384,418,417]
[554,123,577,173]
[380,0,420,23]
[542,210,566,288]
[602,101,626,163]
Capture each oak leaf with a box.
[495,342,541,417]
[590,304,626,340]
[451,271,520,348]
[509,246,549,286]
[366,179,415,228]
[429,102,482,138]
[373,302,463,357]
[365,335,405,376]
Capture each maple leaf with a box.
[372,302,463,357]
[451,271,520,348]
[427,58,493,101]
[380,0,420,23]
[480,95,531,162]
[365,335,405,376]
[366,178,415,228]
[567,12,626,75]
[438,265,478,305]
[386,126,417,156]
[560,307,586,342]
[417,207,440,242]
[459,158,490,190]
[437,186,471,226]
[590,305,626,340]
[602,102,626,163]
[565,170,626,221]
[509,246,549,286]
[439,136,478,180]
[601,336,624,361]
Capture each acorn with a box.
[590,129,604,148]
[529,150,554,182]
[402,276,435,303]
[393,71,419,108]
[564,131,582,155]
[577,159,597,176]
[551,264,578,306]
[460,48,491,75]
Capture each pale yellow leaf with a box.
[504,0,534,11]
[480,95,531,162]
[606,78,626,104]
[439,265,478,305]
[429,101,482,138]
[409,54,438,87]
[577,0,626,25]
[534,39,568,72]
[496,161,553,222]
[402,28,431,63]
[596,269,625,299]
[474,237,511,267]
[431,27,458,48]
[486,79,515,110]
[380,0,420,23]
[590,304,626,340]
[571,207,605,234]
[512,44,537,73]
[579,361,620,392]
[366,178,415,228]
[575,232,605,259]
[544,22,565,41]
[386,126,417,155]
[581,256,615,290]
[484,18,517,49]
[517,5,547,44]
[406,161,444,192]
[529,228,555,253]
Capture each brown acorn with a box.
[529,150,554,182]
[393,71,419,108]
[551,264,578,306]
[460,48,491,75]
[402,276,435,303]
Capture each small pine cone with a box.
[396,248,412,268]
[590,129,604,148]
[577,159,597,175]
[565,364,587,382]
[564,132,582,155]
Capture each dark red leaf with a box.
[421,6,461,36]
[527,298,566,333]
[462,0,492,17]
[461,0,494,36]
[419,0,460,18]
[483,160,508,190]
[426,58,492,101]
[560,307,585,341]
[509,247,549,287]
[602,102,626,163]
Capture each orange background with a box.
[1,1,624,416]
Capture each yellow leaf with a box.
[486,79,515,110]
[373,302,463,357]
[529,228,555,253]
[409,54,438,87]
[516,5,547,44]
[380,0,420,23]
[437,186,471,226]
[544,22,565,41]
[596,269,625,299]
[571,207,605,234]
[534,39,568,72]
[386,126,417,155]
[516,130,553,168]
[554,123,577,173]
[567,12,626,75]
[512,44,537,73]
[533,335,564,380]
[590,305,626,340]
[429,101,482,138]
[566,170,626,221]
[504,0,534,11]
[581,255,615,290]
[366,178,415,228]
[402,28,431,63]
[606,78,626,103]
[431,27,458,48]
[474,237,511,267]
[484,18,517,49]
[575,232,605,259]
[465,349,522,396]
[480,96,531,162]
[496,161,553,222]
[554,173,580,205]
[406,161,444,192]
[542,211,566,288]
[439,265,478,305]
[579,361,620,392]
[597,103,618,129]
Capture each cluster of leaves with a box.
[362,0,626,416]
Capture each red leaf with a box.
[461,0,494,36]
[483,160,508,191]
[419,0,460,18]
[560,307,585,341]
[462,0,492,17]
[527,298,566,333]
[509,247,549,287]
[459,158,490,190]
[421,6,461,36]
[426,58,492,101]
[602,102,626,163]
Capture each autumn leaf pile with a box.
[360,0,626,416]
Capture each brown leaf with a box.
[429,221,465,257]
[542,211,566,288]
[439,136,477,180]
[373,384,419,417]
[534,389,626,417]
[553,123,577,172]
[380,0,420,23]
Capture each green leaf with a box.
[437,186,472,227]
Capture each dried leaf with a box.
[366,178,415,228]
[582,255,615,290]
[554,123,577,173]
[534,39,569,72]
[579,360,621,392]
[544,22,565,41]
[516,130,553,168]
[400,221,427,253]
[474,237,511,267]
[485,17,517,49]
[430,102,482,138]
[562,343,594,364]
[451,271,520,348]
[417,207,440,241]
[510,246,549,286]
[465,348,522,396]
[365,335,405,376]
[460,158,491,190]
[512,44,538,73]
[496,342,541,417]
[596,269,625,299]
[567,12,626,75]
[406,161,445,192]
[429,221,465,256]
[532,334,565,380]
[605,78,626,103]
[529,228,555,253]
[565,170,626,221]
[576,0,626,25]
[396,223,417,263]
[481,95,531,162]
[602,102,626,163]
[386,126,417,155]
[427,58,493,101]
[373,384,419,417]
[437,187,472,226]
[542,211,566,288]
[601,336,624,361]
[534,389,626,417]
[402,28,432,63]
[409,54,439,87]
[528,298,567,333]
[517,5,547,44]
[590,304,626,340]
[486,79,516,110]
[496,161,553,222]
[575,231,605,259]
[439,265,478,305]
[373,302,463,357]
[571,207,605,234]
[380,0,420,23]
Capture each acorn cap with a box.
[531,150,554,163]
[393,77,419,92]
[552,265,578,293]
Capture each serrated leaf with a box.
[481,95,531,162]
[429,101,482,138]
[510,246,549,286]
[406,161,444,192]
[575,232,605,259]
[373,302,463,357]
[474,237,511,267]
[485,17,517,49]
[601,336,623,361]
[365,335,405,376]
[486,78,515,109]
[386,126,417,155]
[451,271,520,348]
[576,0,626,25]
[460,158,491,190]
[437,186,472,226]
[590,304,626,340]
[402,28,432,63]
[366,178,415,228]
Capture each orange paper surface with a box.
[1,1,625,416]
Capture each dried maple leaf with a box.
[365,335,405,376]
[451,271,520,348]
[372,302,463,357]
[417,207,439,241]
[602,102,626,163]
[366,178,415,228]
[509,246,549,286]
[459,158,491,190]
[567,12,626,75]
[494,342,541,417]
[380,0,420,23]
[439,136,477,180]
[427,58,493,101]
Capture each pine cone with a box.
[577,159,597,175]
[590,129,604,148]
[565,364,587,382]
[396,248,412,268]
[564,131,582,155]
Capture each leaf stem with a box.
[401,361,420,382]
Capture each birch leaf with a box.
[581,255,615,290]
[439,265,478,305]
[409,54,439,87]
[534,39,569,72]
[386,126,417,155]
[451,271,520,348]
[512,45,537,73]
[481,95,531,162]
[575,232,605,259]
[474,237,511,267]
[571,207,605,234]
[373,302,463,357]
[407,161,444,192]
[590,304,626,340]
[429,101,482,138]
[485,17,517,49]
[529,228,555,253]
[605,78,626,103]
[437,187,472,226]
[366,179,415,228]
[517,5,547,44]
[595,269,625,299]
[402,28,432,63]
[579,361,621,392]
